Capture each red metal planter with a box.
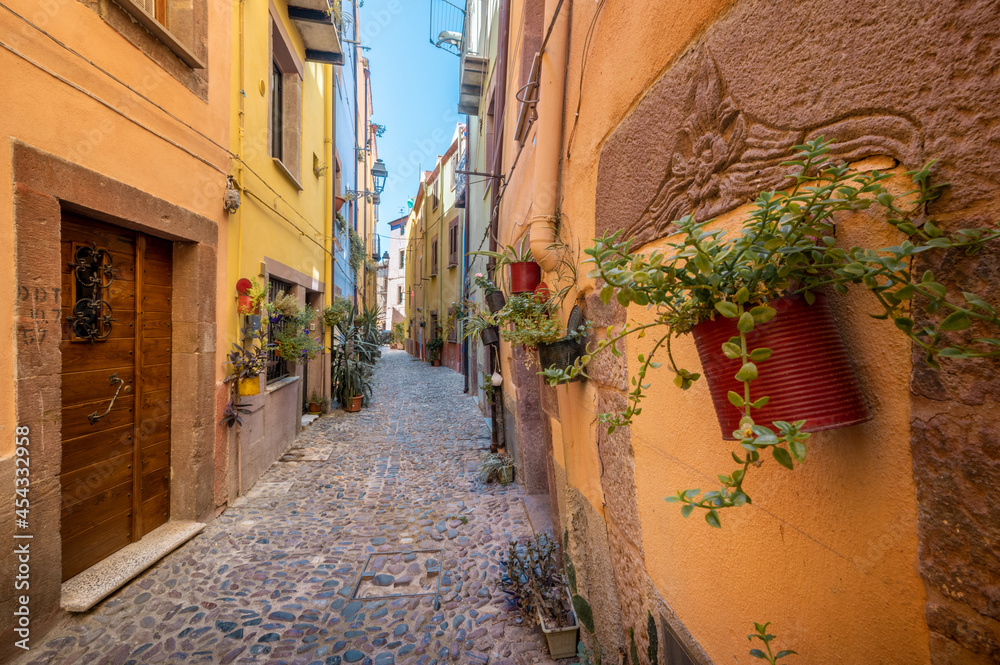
[509,262,541,294]
[692,293,871,440]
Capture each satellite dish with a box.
[436,30,462,48]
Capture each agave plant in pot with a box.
[500,532,578,658]
[330,308,376,411]
[547,138,1000,527]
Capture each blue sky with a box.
[361,0,463,248]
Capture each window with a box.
[431,191,439,210]
[266,279,292,382]
[397,286,404,304]
[270,15,304,184]
[448,219,459,267]
[270,61,283,161]
[399,250,405,269]
[430,236,439,276]
[97,0,207,76]
[450,154,457,191]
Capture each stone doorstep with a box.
[61,520,206,613]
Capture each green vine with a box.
[548,138,1000,527]
[349,228,365,273]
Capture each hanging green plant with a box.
[323,296,353,330]
[547,138,1000,528]
[272,305,323,362]
[349,228,365,273]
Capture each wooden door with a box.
[60,214,172,581]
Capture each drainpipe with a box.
[528,0,571,272]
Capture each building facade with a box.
[223,0,342,499]
[453,0,1000,663]
[1,0,230,655]
[386,214,409,336]
[403,125,466,373]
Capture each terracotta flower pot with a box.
[335,195,347,212]
[343,395,362,412]
[308,402,323,414]
[692,293,871,440]
[509,261,541,294]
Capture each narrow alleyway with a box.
[20,351,556,665]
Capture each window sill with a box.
[115,0,205,69]
[273,158,304,191]
[447,262,458,269]
[266,375,300,393]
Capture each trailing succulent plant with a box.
[545,138,1000,527]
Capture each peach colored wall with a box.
[0,0,232,458]
[493,0,932,662]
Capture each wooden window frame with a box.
[271,60,284,162]
[430,236,439,276]
[448,219,459,268]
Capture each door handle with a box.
[88,373,132,425]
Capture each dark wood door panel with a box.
[137,414,170,448]
[140,441,169,475]
[141,337,171,365]
[60,244,136,282]
[61,480,132,540]
[60,452,132,510]
[142,285,171,313]
[62,511,133,582]
[62,367,135,407]
[60,215,172,579]
[139,491,169,538]
[140,311,171,337]
[61,395,134,441]
[143,259,172,287]
[61,425,133,475]
[61,215,136,254]
[60,338,135,372]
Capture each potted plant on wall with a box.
[500,533,579,659]
[547,138,1000,527]
[474,272,507,312]
[273,305,323,363]
[236,277,267,315]
[472,237,541,294]
[323,296,353,331]
[266,289,299,324]
[536,305,589,381]
[224,328,271,397]
[427,336,444,366]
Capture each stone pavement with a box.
[19,350,558,665]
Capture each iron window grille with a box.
[266,278,291,382]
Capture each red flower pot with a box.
[510,262,541,294]
[335,195,347,213]
[343,395,363,412]
[692,293,870,440]
[237,294,258,314]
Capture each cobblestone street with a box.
[20,350,556,665]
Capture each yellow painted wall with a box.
[492,0,931,662]
[0,0,232,456]
[227,0,333,349]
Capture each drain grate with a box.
[351,549,443,599]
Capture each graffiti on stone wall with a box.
[618,51,924,246]
[17,285,61,346]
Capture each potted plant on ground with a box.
[500,533,578,658]
[427,336,444,366]
[478,451,514,485]
[547,137,1000,527]
[307,393,328,414]
[330,306,376,411]
[392,322,405,349]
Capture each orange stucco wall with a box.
[493,0,931,661]
[0,0,231,450]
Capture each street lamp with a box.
[371,159,388,195]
